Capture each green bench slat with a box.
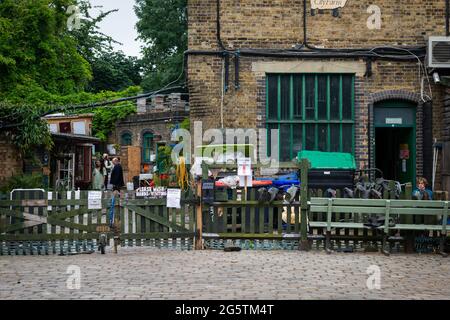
[310,198,449,234]
[391,224,444,231]
[390,208,445,215]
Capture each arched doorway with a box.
[374,100,416,184]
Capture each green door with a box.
[374,100,416,184]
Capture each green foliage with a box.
[0,0,146,155]
[88,51,143,93]
[180,118,190,131]
[156,145,173,174]
[0,0,92,96]
[90,102,137,141]
[69,1,144,92]
[0,0,141,98]
[0,102,54,155]
[69,0,120,62]
[77,86,141,141]
[0,86,142,154]
[169,117,190,135]
[135,0,187,91]
[0,173,45,193]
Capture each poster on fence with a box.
[239,175,253,187]
[136,187,167,199]
[88,191,102,209]
[238,157,252,176]
[167,188,181,209]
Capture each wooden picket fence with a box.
[1,159,449,255]
[0,190,197,255]
[200,160,449,252]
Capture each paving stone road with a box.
[1,247,449,300]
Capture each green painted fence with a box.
[0,190,197,255]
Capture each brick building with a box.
[0,135,22,187]
[187,0,450,191]
[108,93,189,176]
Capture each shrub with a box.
[0,173,45,193]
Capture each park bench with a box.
[309,198,449,256]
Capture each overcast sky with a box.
[88,0,144,58]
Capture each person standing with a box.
[102,153,113,190]
[110,157,124,192]
[92,160,106,190]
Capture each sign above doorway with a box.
[386,118,403,125]
[311,0,348,10]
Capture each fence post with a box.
[299,158,311,251]
[113,190,121,254]
[404,183,414,253]
[194,162,208,250]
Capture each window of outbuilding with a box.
[121,132,132,146]
[142,132,154,163]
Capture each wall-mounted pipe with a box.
[185,49,424,61]
[216,0,225,50]
[234,51,240,90]
[224,52,230,92]
[446,0,449,36]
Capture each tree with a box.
[0,1,144,154]
[69,0,120,62]
[135,0,187,91]
[88,51,143,93]
[0,0,91,96]
[70,1,143,92]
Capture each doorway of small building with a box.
[374,99,417,185]
[375,127,415,184]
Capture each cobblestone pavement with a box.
[1,247,449,300]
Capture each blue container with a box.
[256,172,300,189]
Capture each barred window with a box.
[266,74,355,161]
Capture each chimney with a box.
[137,98,147,114]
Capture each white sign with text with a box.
[88,191,102,210]
[238,158,252,177]
[167,189,181,209]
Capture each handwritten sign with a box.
[311,0,348,10]
[238,158,252,177]
[136,187,167,199]
[167,189,181,209]
[88,191,102,210]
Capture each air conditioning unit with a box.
[427,36,450,68]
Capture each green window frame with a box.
[142,132,154,163]
[121,132,132,146]
[266,73,355,161]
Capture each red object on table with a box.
[215,180,273,187]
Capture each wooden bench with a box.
[310,198,449,255]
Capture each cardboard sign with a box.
[167,188,181,209]
[88,191,102,210]
[238,158,252,176]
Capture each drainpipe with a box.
[446,0,449,36]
